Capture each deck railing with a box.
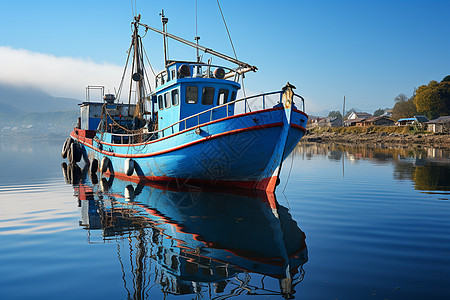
[155,63,244,87]
[105,90,305,144]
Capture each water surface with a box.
[0,139,449,299]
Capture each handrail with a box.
[104,90,305,141]
[294,93,306,112]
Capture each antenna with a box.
[160,10,169,67]
[195,0,200,62]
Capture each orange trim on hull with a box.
[290,123,307,132]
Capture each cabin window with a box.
[231,91,237,102]
[158,95,164,110]
[171,89,179,106]
[217,89,229,105]
[164,92,171,108]
[202,87,214,105]
[171,69,176,80]
[186,86,198,104]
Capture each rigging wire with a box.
[195,0,198,39]
[281,153,295,210]
[141,45,155,86]
[130,0,135,18]
[142,42,156,77]
[216,0,238,60]
[216,0,248,104]
[116,43,133,102]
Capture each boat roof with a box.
[151,61,241,96]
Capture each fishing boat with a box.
[62,12,308,192]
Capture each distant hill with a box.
[0,102,24,114]
[0,83,81,137]
[0,110,79,138]
[0,83,80,114]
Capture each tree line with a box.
[328,75,450,120]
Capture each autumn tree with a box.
[413,78,450,119]
[392,94,417,120]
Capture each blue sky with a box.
[1,0,449,115]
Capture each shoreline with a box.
[303,131,450,149]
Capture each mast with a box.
[132,15,146,118]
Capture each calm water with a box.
[0,139,449,300]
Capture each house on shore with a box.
[381,108,393,117]
[308,117,342,129]
[361,116,395,126]
[426,116,450,133]
[396,116,429,127]
[347,112,372,120]
[344,112,372,127]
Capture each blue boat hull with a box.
[71,104,307,192]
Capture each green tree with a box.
[373,108,384,116]
[328,110,342,119]
[442,75,450,82]
[413,80,450,119]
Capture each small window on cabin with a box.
[171,69,176,80]
[202,87,214,105]
[217,89,229,105]
[158,95,164,110]
[186,86,198,104]
[164,92,171,108]
[231,91,237,102]
[172,89,179,106]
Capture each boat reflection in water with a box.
[62,163,308,299]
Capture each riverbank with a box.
[304,127,450,149]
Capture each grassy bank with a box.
[305,126,450,149]
[308,125,430,135]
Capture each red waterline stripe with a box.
[99,106,285,147]
[290,124,307,132]
[105,171,259,190]
[77,122,283,158]
[293,108,308,118]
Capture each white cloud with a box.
[0,46,124,100]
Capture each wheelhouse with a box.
[150,61,241,137]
